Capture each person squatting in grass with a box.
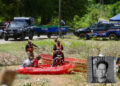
[25,40,39,60]
[53,47,64,66]
[23,55,41,67]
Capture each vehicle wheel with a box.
[79,33,87,39]
[29,32,34,40]
[109,33,118,40]
[47,34,51,38]
[29,36,33,40]
[20,33,25,40]
[14,37,17,40]
[37,33,40,37]
[1,33,4,38]
[4,35,8,41]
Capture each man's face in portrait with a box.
[96,63,107,78]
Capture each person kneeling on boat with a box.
[23,55,41,67]
[31,55,41,67]
[53,48,64,66]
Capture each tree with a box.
[0,0,23,20]
[93,0,120,4]
[0,0,88,24]
[61,0,88,20]
[112,1,120,16]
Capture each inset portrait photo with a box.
[87,56,116,83]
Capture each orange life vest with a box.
[118,64,120,66]
[56,43,62,49]
[27,44,34,52]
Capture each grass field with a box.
[0,36,120,65]
[0,36,120,86]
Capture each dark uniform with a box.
[53,51,64,66]
[25,43,38,60]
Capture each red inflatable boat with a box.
[40,54,87,72]
[17,63,76,75]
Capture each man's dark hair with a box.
[54,37,58,42]
[96,60,109,70]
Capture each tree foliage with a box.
[62,0,88,20]
[93,0,120,4]
[0,0,119,28]
[0,0,88,24]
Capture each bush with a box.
[71,4,98,29]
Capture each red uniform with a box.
[31,58,39,67]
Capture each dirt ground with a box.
[13,74,120,86]
[0,36,120,86]
[0,53,19,66]
[0,66,119,86]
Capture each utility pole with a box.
[99,0,104,20]
[59,0,62,38]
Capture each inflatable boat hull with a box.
[17,63,76,75]
[40,54,87,72]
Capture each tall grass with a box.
[0,36,120,65]
[0,37,119,86]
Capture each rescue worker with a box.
[53,40,63,52]
[53,47,64,66]
[116,55,120,65]
[31,55,41,67]
[25,40,38,60]
[116,55,120,73]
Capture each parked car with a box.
[13,17,34,26]
[74,23,120,40]
[4,21,34,41]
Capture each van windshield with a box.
[9,21,28,28]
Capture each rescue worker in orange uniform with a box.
[116,55,120,73]
[117,55,120,65]
[25,40,38,60]
[53,40,63,52]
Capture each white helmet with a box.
[99,54,104,57]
